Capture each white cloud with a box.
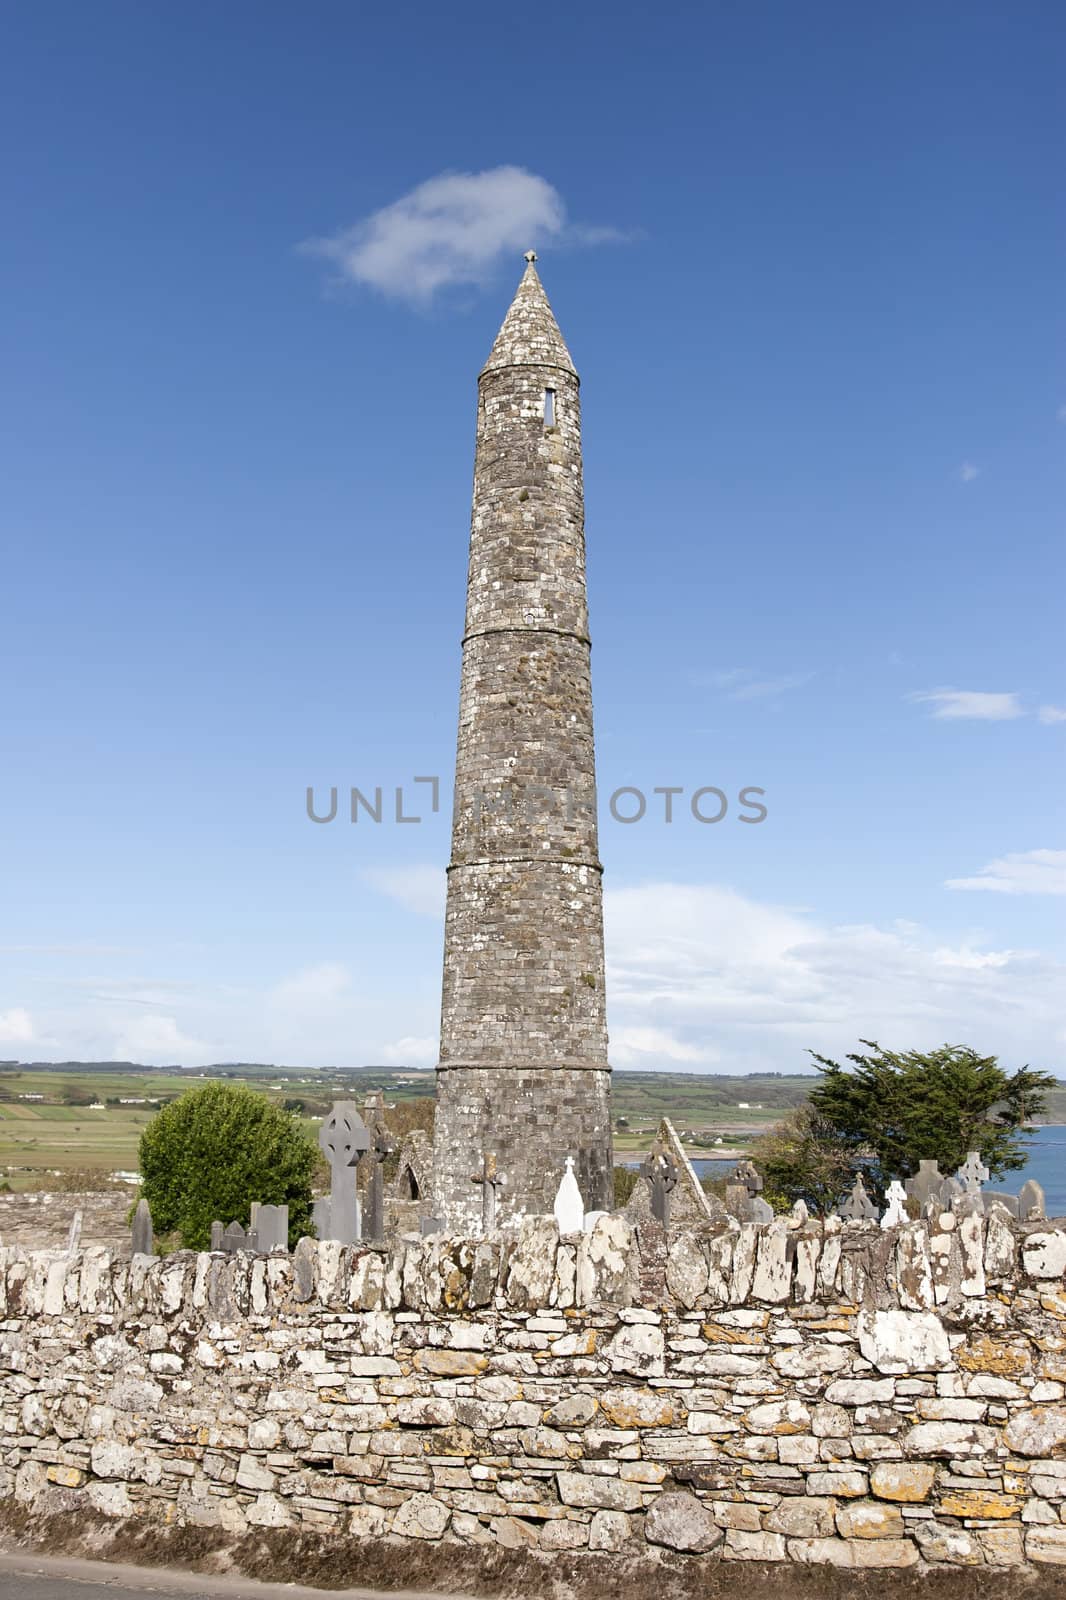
[909,688,1024,721]
[602,880,1064,1074]
[946,849,1066,897]
[379,1035,438,1067]
[611,1025,707,1066]
[958,461,981,483]
[702,668,814,702]
[1038,705,1066,725]
[302,167,628,305]
[0,1007,34,1044]
[272,963,352,1006]
[113,1014,210,1066]
[363,864,446,919]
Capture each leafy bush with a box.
[613,1165,638,1207]
[138,1081,315,1249]
[749,1104,855,1213]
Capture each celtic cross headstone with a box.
[839,1173,878,1221]
[641,1141,678,1227]
[727,1158,773,1224]
[471,1152,504,1234]
[318,1101,371,1245]
[955,1151,990,1195]
[905,1160,945,1214]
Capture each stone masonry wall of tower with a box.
[433,261,613,1232]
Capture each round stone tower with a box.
[433,255,613,1232]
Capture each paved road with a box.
[0,1552,468,1600]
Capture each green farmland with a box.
[1,1062,1062,1190]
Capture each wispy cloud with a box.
[909,688,1024,722]
[272,963,352,1006]
[611,1024,707,1066]
[363,864,446,919]
[1038,705,1066,725]
[302,167,630,305]
[113,1014,208,1064]
[379,1035,437,1067]
[701,667,814,703]
[0,1008,34,1044]
[603,880,1063,1074]
[946,849,1066,897]
[957,461,981,483]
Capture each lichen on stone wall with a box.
[1,1210,1065,1572]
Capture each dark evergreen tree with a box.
[807,1041,1054,1201]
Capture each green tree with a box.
[138,1081,316,1249]
[749,1104,855,1214]
[807,1042,1054,1201]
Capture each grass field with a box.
[1,1063,1062,1189]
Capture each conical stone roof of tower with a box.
[482,257,577,377]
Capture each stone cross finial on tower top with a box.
[482,255,575,376]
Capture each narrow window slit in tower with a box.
[544,388,555,426]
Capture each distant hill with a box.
[3,1061,1063,1122]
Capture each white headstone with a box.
[553,1155,585,1236]
[881,1179,908,1230]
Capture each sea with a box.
[684,1123,1066,1218]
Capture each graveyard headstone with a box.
[318,1102,371,1244]
[839,1173,878,1222]
[470,1152,504,1234]
[131,1198,154,1257]
[553,1155,585,1235]
[881,1180,908,1230]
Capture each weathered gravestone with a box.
[363,1097,396,1244]
[641,1141,678,1228]
[131,1198,153,1257]
[251,1202,289,1253]
[470,1152,504,1235]
[957,1150,990,1195]
[316,1102,371,1244]
[839,1173,878,1221]
[66,1209,83,1255]
[1019,1177,1046,1219]
[727,1159,773,1225]
[222,1221,247,1253]
[906,1160,947,1215]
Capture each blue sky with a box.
[2,2,1063,1075]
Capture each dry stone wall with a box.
[2,1212,1066,1574]
[0,1190,131,1253]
